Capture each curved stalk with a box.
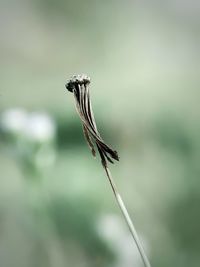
[104,167,151,267]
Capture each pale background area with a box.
[0,1,200,267]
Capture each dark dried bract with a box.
[66,74,119,167]
[65,74,90,92]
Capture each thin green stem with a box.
[105,167,151,267]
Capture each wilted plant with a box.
[65,74,151,267]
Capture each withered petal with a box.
[67,74,119,166]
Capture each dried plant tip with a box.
[65,74,119,167]
[65,74,90,92]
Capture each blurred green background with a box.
[0,0,200,267]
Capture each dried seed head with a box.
[66,74,119,167]
[65,74,90,92]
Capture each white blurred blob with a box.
[0,108,28,134]
[97,214,149,267]
[25,112,55,142]
[0,108,55,143]
[0,108,56,170]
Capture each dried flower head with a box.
[65,74,119,168]
[65,74,151,267]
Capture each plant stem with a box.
[104,167,151,267]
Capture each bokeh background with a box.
[0,0,200,267]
